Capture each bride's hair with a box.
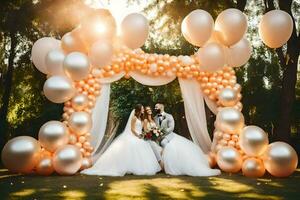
[134,104,144,119]
[144,106,153,121]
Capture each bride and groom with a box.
[81,103,220,177]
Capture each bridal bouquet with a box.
[142,127,164,141]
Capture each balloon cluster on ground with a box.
[2,8,296,177]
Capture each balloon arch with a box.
[2,8,297,178]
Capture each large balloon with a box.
[53,145,82,175]
[1,136,41,173]
[61,29,87,54]
[218,88,238,107]
[38,121,69,152]
[242,158,265,178]
[259,10,293,48]
[63,52,90,81]
[216,107,245,134]
[227,38,252,67]
[121,13,149,49]
[68,112,92,135]
[263,142,298,177]
[215,8,248,46]
[217,147,242,173]
[71,94,89,111]
[31,37,60,74]
[89,40,113,68]
[43,75,75,103]
[239,126,268,156]
[181,9,214,47]
[196,42,225,72]
[45,49,66,76]
[36,155,54,176]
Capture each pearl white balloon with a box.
[71,94,89,111]
[218,88,238,107]
[121,13,149,49]
[89,40,113,68]
[181,9,214,47]
[227,38,252,67]
[45,49,66,76]
[63,52,90,81]
[259,10,293,48]
[216,107,245,134]
[68,112,92,135]
[31,37,60,74]
[215,8,248,46]
[43,75,75,103]
[217,146,242,173]
[197,42,225,72]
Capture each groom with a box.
[154,103,175,148]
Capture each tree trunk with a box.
[0,31,16,149]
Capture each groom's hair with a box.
[157,102,164,109]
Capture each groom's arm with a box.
[165,115,175,133]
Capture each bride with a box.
[81,104,161,176]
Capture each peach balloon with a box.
[227,38,252,67]
[68,134,77,144]
[208,152,217,168]
[242,157,265,178]
[217,146,242,173]
[61,31,86,54]
[89,40,113,68]
[259,10,293,48]
[45,49,66,76]
[263,142,298,177]
[181,9,214,47]
[36,155,54,176]
[215,8,248,46]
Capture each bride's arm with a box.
[131,117,140,138]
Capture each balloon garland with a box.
[1,8,297,177]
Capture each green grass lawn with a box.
[0,168,299,200]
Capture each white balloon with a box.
[181,9,214,47]
[63,52,90,81]
[45,49,66,76]
[227,38,252,67]
[89,40,113,68]
[121,13,149,49]
[31,37,60,74]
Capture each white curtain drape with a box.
[179,78,212,153]
[130,71,176,86]
[204,97,218,115]
[90,84,110,158]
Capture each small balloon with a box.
[1,136,41,173]
[259,10,293,48]
[216,107,245,134]
[218,88,238,107]
[80,157,92,170]
[45,49,66,76]
[215,8,248,46]
[121,13,149,49]
[71,94,89,111]
[61,30,87,53]
[89,40,113,68]
[36,155,54,176]
[53,145,82,175]
[227,38,252,67]
[197,42,225,72]
[242,157,265,178]
[31,37,60,74]
[38,121,69,152]
[43,75,75,103]
[217,146,242,173]
[239,126,269,157]
[181,9,214,47]
[63,52,90,81]
[68,112,92,135]
[263,142,298,177]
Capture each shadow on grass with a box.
[0,168,299,200]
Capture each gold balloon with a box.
[181,9,214,47]
[36,155,54,176]
[71,94,89,111]
[38,121,69,152]
[216,107,245,134]
[215,8,248,46]
[80,157,92,170]
[43,75,75,103]
[1,136,41,173]
[53,145,82,175]
[68,112,92,135]
[242,158,265,178]
[217,146,242,173]
[263,142,298,177]
[121,13,149,49]
[218,88,238,107]
[63,52,90,81]
[239,126,269,156]
[259,10,293,48]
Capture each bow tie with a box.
[158,114,163,117]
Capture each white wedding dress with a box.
[81,111,161,176]
[162,133,221,177]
